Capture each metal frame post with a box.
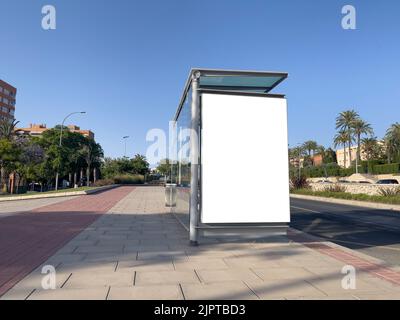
[189,72,201,246]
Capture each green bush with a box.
[290,175,309,190]
[113,174,144,185]
[372,163,399,175]
[92,179,114,187]
[378,187,400,197]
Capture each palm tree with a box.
[302,140,318,157]
[302,140,319,166]
[385,123,400,163]
[352,119,374,173]
[0,119,20,140]
[352,119,373,164]
[336,110,359,166]
[361,137,380,161]
[334,131,348,167]
[80,138,104,187]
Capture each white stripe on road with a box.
[291,205,321,213]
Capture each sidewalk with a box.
[2,186,400,300]
[0,186,134,297]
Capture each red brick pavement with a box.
[288,228,400,286]
[0,186,134,297]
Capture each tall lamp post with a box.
[55,111,86,191]
[123,136,129,158]
[297,143,303,179]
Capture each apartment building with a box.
[16,123,95,139]
[0,80,17,122]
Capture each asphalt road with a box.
[290,197,400,268]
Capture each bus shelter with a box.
[169,69,290,245]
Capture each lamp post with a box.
[297,143,302,179]
[123,136,129,158]
[355,147,359,174]
[55,111,86,191]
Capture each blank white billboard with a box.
[200,93,290,224]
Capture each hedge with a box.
[372,163,400,175]
[293,162,399,178]
[113,174,145,184]
[292,188,400,205]
[298,165,357,178]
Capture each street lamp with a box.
[297,143,302,179]
[55,111,86,191]
[123,136,130,158]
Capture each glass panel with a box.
[199,75,284,92]
[171,88,192,223]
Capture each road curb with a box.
[0,185,120,202]
[291,193,400,212]
[287,227,400,286]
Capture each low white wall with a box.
[309,182,399,196]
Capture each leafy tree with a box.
[101,157,123,179]
[322,148,337,164]
[0,139,20,192]
[13,137,45,192]
[156,159,171,176]
[131,154,150,175]
[0,119,20,191]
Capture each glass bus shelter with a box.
[169,69,290,245]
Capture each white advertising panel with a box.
[200,93,290,224]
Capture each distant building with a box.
[16,124,95,139]
[290,154,323,168]
[336,146,367,168]
[312,154,323,166]
[0,80,17,122]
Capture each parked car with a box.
[338,180,350,183]
[376,179,399,185]
[358,181,371,184]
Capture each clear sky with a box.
[1,0,399,164]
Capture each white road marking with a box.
[291,205,321,213]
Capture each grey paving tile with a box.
[181,283,259,300]
[196,269,262,284]
[135,270,200,285]
[108,285,183,300]
[63,271,135,289]
[28,287,109,300]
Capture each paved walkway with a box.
[0,186,133,297]
[2,186,400,300]
[0,196,77,218]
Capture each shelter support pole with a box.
[189,72,201,246]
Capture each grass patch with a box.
[0,186,97,198]
[291,188,400,205]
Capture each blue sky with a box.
[1,0,399,164]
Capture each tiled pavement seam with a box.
[0,186,135,297]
